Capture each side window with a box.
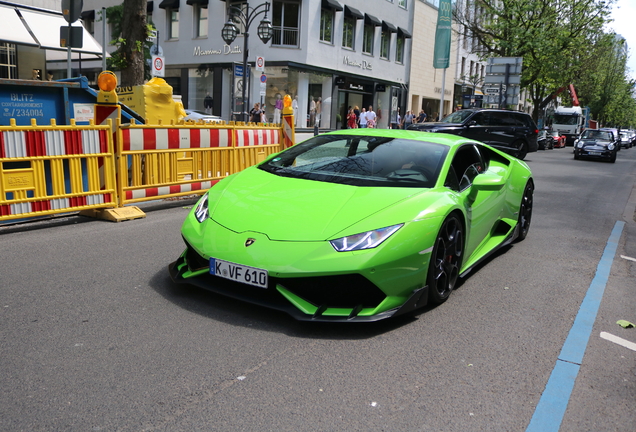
[446,144,484,192]
[470,112,487,126]
[489,112,509,126]
[510,113,526,127]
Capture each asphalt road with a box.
[1,144,635,431]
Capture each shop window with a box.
[194,4,208,37]
[272,0,300,47]
[380,29,390,59]
[342,15,355,49]
[0,43,17,79]
[320,8,333,43]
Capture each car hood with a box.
[208,167,428,241]
[581,139,611,146]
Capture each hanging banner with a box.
[433,0,452,69]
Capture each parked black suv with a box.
[407,109,539,160]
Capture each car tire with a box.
[515,140,528,160]
[427,214,463,305]
[574,151,579,160]
[610,153,616,163]
[516,181,533,242]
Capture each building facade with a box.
[80,0,413,129]
[407,0,458,122]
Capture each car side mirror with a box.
[471,173,506,191]
[466,120,477,127]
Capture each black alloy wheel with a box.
[516,181,534,241]
[427,214,464,305]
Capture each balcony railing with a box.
[272,27,299,47]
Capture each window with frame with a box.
[396,36,405,63]
[272,0,300,47]
[0,43,17,79]
[168,8,179,39]
[363,23,374,54]
[194,4,208,37]
[380,29,390,59]
[320,8,333,43]
[398,0,407,8]
[342,15,355,49]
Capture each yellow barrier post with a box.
[281,94,296,149]
[83,71,146,222]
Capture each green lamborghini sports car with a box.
[169,129,533,322]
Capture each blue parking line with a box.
[526,220,625,432]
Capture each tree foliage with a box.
[453,0,626,123]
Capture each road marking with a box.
[526,220,625,432]
[600,332,636,352]
[620,254,636,262]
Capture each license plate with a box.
[209,258,268,288]
[588,151,602,155]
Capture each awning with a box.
[382,21,398,33]
[364,13,382,27]
[80,10,95,20]
[159,0,180,9]
[398,27,412,39]
[0,4,38,46]
[0,4,104,56]
[322,0,343,11]
[344,5,363,20]
[186,0,209,7]
[19,8,103,55]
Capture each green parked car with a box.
[169,129,533,322]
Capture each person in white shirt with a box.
[358,107,368,128]
[366,106,377,128]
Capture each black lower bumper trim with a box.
[168,258,429,322]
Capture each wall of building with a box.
[408,0,457,120]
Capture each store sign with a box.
[193,45,242,56]
[434,87,452,96]
[343,56,372,71]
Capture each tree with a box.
[453,0,614,120]
[105,0,150,86]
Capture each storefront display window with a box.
[188,67,214,111]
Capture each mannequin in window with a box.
[203,92,213,114]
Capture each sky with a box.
[608,0,636,80]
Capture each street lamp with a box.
[221,2,273,122]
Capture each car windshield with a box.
[553,114,578,125]
[440,110,474,123]
[581,130,611,140]
[259,135,449,188]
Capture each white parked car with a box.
[184,109,222,123]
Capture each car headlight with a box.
[194,192,209,223]
[608,143,615,150]
[577,141,585,148]
[330,224,403,252]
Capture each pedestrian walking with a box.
[366,105,377,128]
[359,108,368,128]
[347,107,358,129]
